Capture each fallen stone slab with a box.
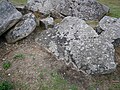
[36,16,116,74]
[0,0,22,36]
[99,16,120,46]
[6,13,37,43]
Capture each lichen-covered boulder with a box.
[26,0,53,14]
[26,0,109,20]
[54,0,109,20]
[99,16,120,46]
[36,16,116,74]
[0,0,22,36]
[6,13,37,43]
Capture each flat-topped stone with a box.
[36,16,116,74]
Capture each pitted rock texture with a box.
[0,0,22,36]
[54,0,109,20]
[26,0,109,20]
[6,13,37,43]
[36,16,116,74]
[99,16,120,46]
[26,0,53,14]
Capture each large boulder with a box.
[26,0,109,20]
[0,0,22,36]
[54,0,109,20]
[36,16,116,74]
[99,16,120,46]
[6,13,37,43]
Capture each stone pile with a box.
[0,0,120,75]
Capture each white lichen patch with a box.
[36,16,116,74]
[49,41,59,57]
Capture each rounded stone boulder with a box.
[6,13,37,43]
[0,0,22,36]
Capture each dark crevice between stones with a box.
[16,6,29,15]
[0,20,20,43]
[39,21,46,30]
[0,34,6,44]
[113,38,120,47]
[69,54,78,69]
[59,12,68,17]
[94,26,104,35]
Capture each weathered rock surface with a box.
[26,0,109,20]
[26,0,53,14]
[0,0,22,36]
[54,0,109,20]
[36,16,116,74]
[99,16,120,46]
[40,17,54,29]
[6,13,37,43]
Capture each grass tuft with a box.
[109,83,120,90]
[98,0,120,18]
[0,81,13,90]
[13,54,25,60]
[10,0,27,5]
[2,61,11,70]
[38,71,78,90]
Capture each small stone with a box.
[8,73,11,76]
[40,17,54,29]
[2,58,6,61]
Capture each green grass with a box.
[86,20,99,28]
[0,81,13,90]
[10,0,27,5]
[109,83,120,90]
[98,0,120,18]
[88,85,96,90]
[2,61,11,70]
[69,85,78,90]
[13,54,25,60]
[54,18,63,24]
[38,71,78,90]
